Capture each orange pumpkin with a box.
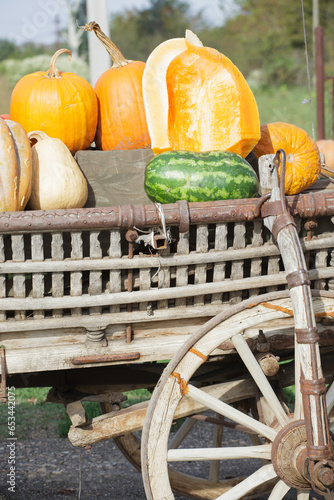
[0,117,32,211]
[252,122,321,195]
[84,22,150,151]
[316,139,334,178]
[142,30,260,157]
[10,49,97,154]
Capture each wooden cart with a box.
[1,150,334,499]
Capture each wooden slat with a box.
[158,246,171,310]
[329,249,334,292]
[51,232,64,318]
[31,233,44,319]
[11,234,26,320]
[194,225,209,306]
[108,229,122,313]
[314,248,329,290]
[89,231,102,315]
[0,233,332,274]
[230,222,246,304]
[176,232,190,307]
[0,236,5,321]
[249,220,264,297]
[70,232,83,316]
[139,268,151,312]
[212,223,228,304]
[0,266,332,312]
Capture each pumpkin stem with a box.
[28,131,50,146]
[47,49,72,78]
[82,21,129,68]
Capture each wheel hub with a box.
[271,419,310,490]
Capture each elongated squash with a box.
[0,117,32,211]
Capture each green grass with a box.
[253,84,332,139]
[0,387,153,440]
[0,387,65,440]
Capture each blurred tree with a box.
[0,40,53,62]
[213,0,334,87]
[109,0,207,62]
[0,40,18,61]
[63,0,87,58]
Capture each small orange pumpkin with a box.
[84,22,150,151]
[0,117,32,211]
[10,49,98,154]
[316,139,334,178]
[253,122,321,195]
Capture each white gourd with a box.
[27,131,88,210]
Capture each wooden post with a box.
[315,26,325,140]
[86,0,111,87]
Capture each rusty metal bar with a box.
[0,346,7,403]
[316,26,325,140]
[70,352,140,365]
[0,189,333,234]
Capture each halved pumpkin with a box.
[142,30,260,157]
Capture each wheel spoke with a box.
[187,384,277,441]
[296,490,309,499]
[326,380,334,414]
[232,334,290,427]
[168,417,197,450]
[267,479,290,499]
[294,341,303,419]
[215,464,277,500]
[209,414,224,482]
[167,444,272,462]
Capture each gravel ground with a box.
[0,423,326,500]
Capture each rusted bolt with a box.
[304,218,317,231]
[125,229,138,242]
[317,466,334,487]
[256,330,270,352]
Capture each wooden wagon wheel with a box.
[141,290,334,500]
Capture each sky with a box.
[1,0,231,46]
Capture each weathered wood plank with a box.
[0,235,5,321]
[0,234,332,274]
[108,229,122,313]
[51,232,64,318]
[11,234,26,320]
[31,233,44,319]
[249,221,264,297]
[70,232,83,316]
[0,267,333,312]
[314,248,329,290]
[89,231,102,315]
[194,225,209,306]
[176,231,189,307]
[158,246,171,310]
[230,222,246,304]
[212,223,228,304]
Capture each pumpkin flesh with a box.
[143,32,260,157]
[166,43,260,156]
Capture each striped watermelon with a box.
[144,150,259,203]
